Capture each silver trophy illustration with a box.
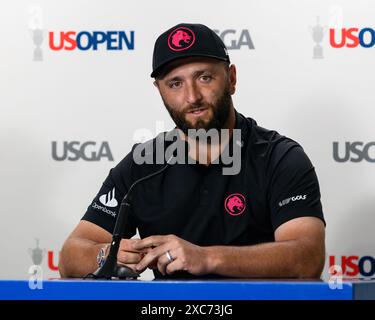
[29,6,44,61]
[310,16,325,59]
[31,29,44,61]
[31,28,44,61]
[28,238,46,266]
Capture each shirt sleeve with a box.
[267,142,326,231]
[81,150,137,238]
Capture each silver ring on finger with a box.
[165,250,174,263]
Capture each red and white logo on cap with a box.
[168,27,195,51]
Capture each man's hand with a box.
[132,235,211,276]
[117,239,152,272]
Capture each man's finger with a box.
[132,235,168,251]
[135,243,170,272]
[166,259,182,275]
[157,249,177,275]
[120,239,151,254]
[117,251,145,265]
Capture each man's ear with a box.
[228,64,237,95]
[153,80,159,89]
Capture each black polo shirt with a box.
[82,110,325,278]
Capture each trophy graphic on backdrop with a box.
[28,238,45,290]
[29,6,44,61]
[28,238,46,266]
[310,16,325,59]
[31,29,44,61]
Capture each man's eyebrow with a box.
[192,69,210,77]
[164,69,214,83]
[164,76,183,83]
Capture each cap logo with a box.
[168,27,195,51]
[224,193,246,216]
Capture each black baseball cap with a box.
[151,23,230,78]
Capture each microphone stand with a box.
[85,155,174,280]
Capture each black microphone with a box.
[85,153,176,280]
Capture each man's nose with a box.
[185,82,203,105]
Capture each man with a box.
[59,23,325,279]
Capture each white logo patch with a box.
[99,188,118,208]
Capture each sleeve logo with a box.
[99,188,118,208]
[279,194,307,207]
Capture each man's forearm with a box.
[59,237,108,278]
[205,239,324,278]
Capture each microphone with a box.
[85,153,176,280]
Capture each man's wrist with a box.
[203,246,221,274]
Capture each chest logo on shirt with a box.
[224,193,246,216]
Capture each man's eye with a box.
[169,82,181,89]
[200,75,212,82]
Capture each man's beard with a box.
[162,87,232,136]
